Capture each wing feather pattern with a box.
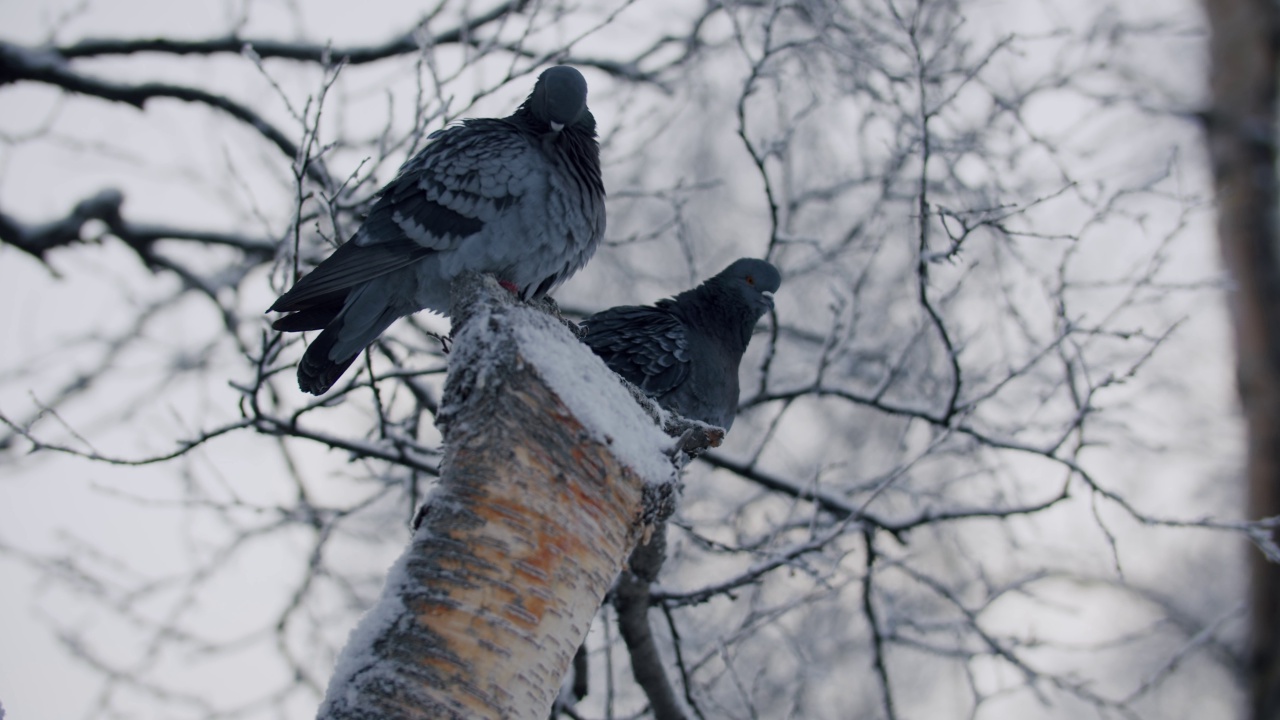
[269,238,429,313]
[582,304,690,398]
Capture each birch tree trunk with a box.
[315,274,680,720]
[1202,1,1280,717]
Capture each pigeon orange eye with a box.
[746,275,755,285]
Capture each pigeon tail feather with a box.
[297,336,361,395]
[297,291,403,395]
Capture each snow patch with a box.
[316,534,417,715]
[442,275,676,485]
[512,310,677,486]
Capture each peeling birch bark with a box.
[316,274,678,720]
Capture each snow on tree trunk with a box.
[1202,1,1280,717]
[315,273,679,720]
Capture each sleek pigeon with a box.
[581,258,781,431]
[270,66,605,394]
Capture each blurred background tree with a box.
[1202,0,1280,716]
[0,0,1252,718]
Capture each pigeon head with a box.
[716,258,782,317]
[526,66,590,132]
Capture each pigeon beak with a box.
[762,290,775,309]
[550,121,565,132]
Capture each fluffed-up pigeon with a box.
[581,258,781,432]
[270,66,606,394]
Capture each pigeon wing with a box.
[270,119,539,314]
[356,119,537,251]
[582,304,690,398]
[268,237,429,313]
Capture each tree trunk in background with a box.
[1202,1,1280,716]
[615,527,688,720]
[315,275,675,720]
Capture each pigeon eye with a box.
[746,275,755,285]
